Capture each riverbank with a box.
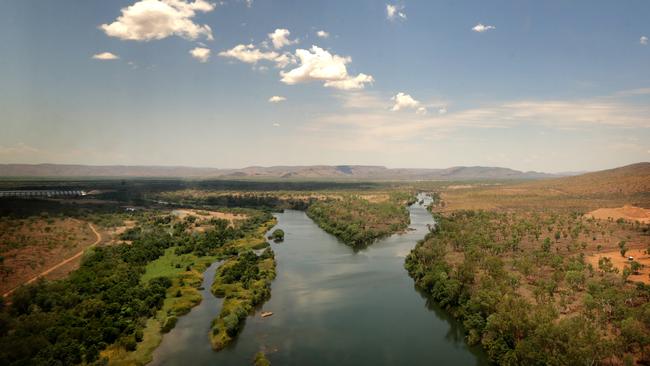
[406,206,650,364]
[102,214,278,365]
[101,248,217,365]
[209,248,276,350]
[148,198,485,365]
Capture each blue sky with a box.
[0,0,648,172]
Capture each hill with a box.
[438,162,650,211]
[0,163,558,181]
[410,162,650,364]
[521,162,650,195]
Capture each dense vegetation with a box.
[0,203,275,365]
[158,191,317,211]
[306,193,413,248]
[210,248,276,350]
[0,226,176,365]
[406,210,650,364]
[268,229,284,242]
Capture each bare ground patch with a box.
[1,219,101,296]
[587,248,650,284]
[171,209,247,223]
[586,205,650,224]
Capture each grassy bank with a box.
[101,248,217,365]
[102,213,277,363]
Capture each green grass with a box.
[103,247,217,365]
[104,215,277,363]
[140,247,212,283]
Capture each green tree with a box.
[542,238,552,252]
[619,241,628,257]
[269,229,285,242]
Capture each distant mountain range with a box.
[0,163,566,180]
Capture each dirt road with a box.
[2,222,102,298]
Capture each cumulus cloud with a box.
[101,0,215,41]
[268,28,298,49]
[391,92,426,114]
[641,36,648,45]
[386,4,406,21]
[280,46,374,90]
[219,44,292,68]
[189,47,211,62]
[316,30,330,39]
[92,52,119,60]
[268,96,286,103]
[438,107,448,115]
[472,23,496,33]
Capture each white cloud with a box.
[268,28,298,49]
[472,23,496,33]
[641,36,648,45]
[309,91,650,146]
[272,122,280,127]
[92,52,119,60]
[386,4,406,21]
[391,92,425,113]
[316,30,330,39]
[324,74,375,91]
[268,96,287,103]
[280,46,374,90]
[101,0,215,41]
[219,44,292,68]
[189,47,211,62]
[438,107,448,115]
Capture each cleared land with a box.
[587,205,650,224]
[0,217,100,296]
[171,209,247,222]
[587,248,650,284]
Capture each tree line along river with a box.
[151,195,487,365]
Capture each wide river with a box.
[152,196,487,365]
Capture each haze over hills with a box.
[0,163,562,180]
[439,162,650,211]
[521,162,650,195]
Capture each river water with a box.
[151,196,487,365]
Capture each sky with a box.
[0,0,649,173]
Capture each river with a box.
[151,195,487,365]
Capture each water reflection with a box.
[151,195,487,365]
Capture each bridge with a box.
[0,190,87,198]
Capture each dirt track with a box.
[2,223,102,298]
